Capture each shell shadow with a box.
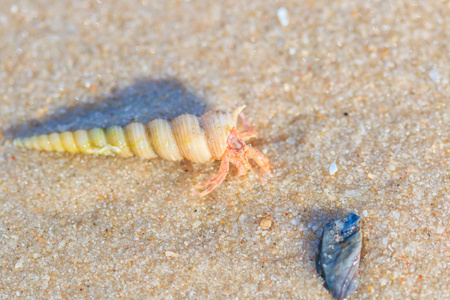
[6,78,208,138]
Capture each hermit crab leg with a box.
[193,154,230,197]
[245,146,271,173]
[229,156,249,177]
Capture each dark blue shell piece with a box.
[316,213,363,300]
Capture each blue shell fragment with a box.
[316,212,363,300]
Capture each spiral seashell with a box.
[13,105,271,197]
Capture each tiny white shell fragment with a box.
[165,251,180,258]
[329,162,338,175]
[193,221,202,228]
[429,68,441,83]
[277,7,290,27]
[14,261,23,269]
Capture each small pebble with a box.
[329,162,338,175]
[277,7,290,27]
[260,219,273,230]
[429,68,441,83]
[193,221,202,228]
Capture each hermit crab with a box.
[13,105,271,197]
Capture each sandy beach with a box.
[0,0,448,298]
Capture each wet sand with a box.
[0,0,448,298]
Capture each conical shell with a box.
[13,107,245,163]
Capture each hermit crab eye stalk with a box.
[14,105,271,197]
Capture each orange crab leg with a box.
[193,154,230,197]
[245,146,271,173]
[229,155,251,177]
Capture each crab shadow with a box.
[6,78,208,138]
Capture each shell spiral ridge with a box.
[13,107,243,163]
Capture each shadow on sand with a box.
[6,78,208,138]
